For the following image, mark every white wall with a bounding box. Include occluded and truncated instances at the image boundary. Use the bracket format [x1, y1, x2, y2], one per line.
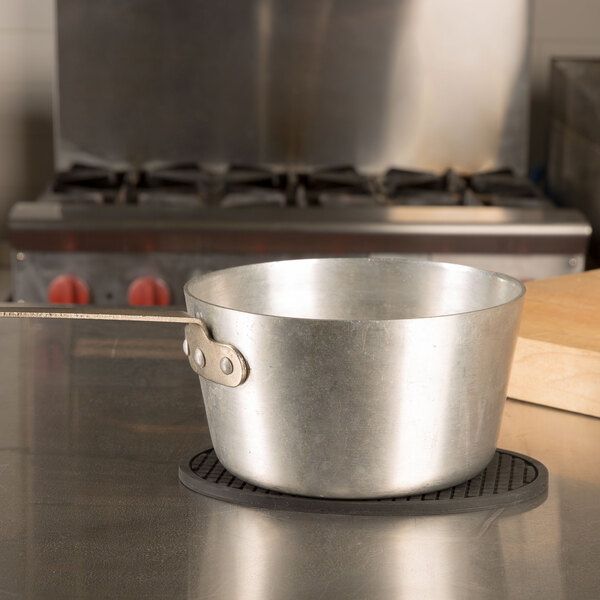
[0, 0, 54, 245]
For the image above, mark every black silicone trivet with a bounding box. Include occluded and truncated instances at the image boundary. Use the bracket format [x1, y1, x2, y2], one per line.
[178, 448, 548, 515]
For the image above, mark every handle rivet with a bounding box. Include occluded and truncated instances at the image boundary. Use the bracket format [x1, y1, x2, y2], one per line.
[220, 357, 233, 375]
[194, 348, 206, 368]
[182, 339, 190, 356]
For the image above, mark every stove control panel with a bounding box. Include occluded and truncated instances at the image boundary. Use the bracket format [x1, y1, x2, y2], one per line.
[12, 252, 281, 307]
[47, 274, 91, 305]
[127, 276, 171, 306]
[12, 250, 587, 307]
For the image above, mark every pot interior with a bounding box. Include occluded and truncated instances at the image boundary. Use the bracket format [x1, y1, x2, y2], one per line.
[185, 258, 524, 321]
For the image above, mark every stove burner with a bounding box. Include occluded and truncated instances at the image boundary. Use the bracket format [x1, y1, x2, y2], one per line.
[384, 168, 465, 192]
[383, 168, 466, 206]
[302, 166, 378, 207]
[50, 163, 210, 205]
[55, 164, 122, 189]
[47, 164, 552, 209]
[179, 448, 548, 515]
[52, 164, 129, 204]
[467, 169, 550, 208]
[137, 163, 210, 206]
[144, 163, 211, 188]
[469, 168, 539, 197]
[219, 165, 289, 207]
[222, 164, 286, 187]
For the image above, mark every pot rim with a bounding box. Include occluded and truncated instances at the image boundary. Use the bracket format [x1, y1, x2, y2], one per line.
[184, 257, 526, 324]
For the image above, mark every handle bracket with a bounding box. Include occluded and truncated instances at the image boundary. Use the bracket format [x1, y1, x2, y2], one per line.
[184, 321, 248, 387]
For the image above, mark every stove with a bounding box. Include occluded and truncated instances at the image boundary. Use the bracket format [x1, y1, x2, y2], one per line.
[9, 163, 591, 306]
[7, 1, 592, 306]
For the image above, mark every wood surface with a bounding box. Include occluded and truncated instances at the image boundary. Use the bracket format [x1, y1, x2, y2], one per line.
[507, 269, 600, 417]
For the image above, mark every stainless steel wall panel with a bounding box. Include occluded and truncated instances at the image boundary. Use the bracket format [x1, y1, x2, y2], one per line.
[55, 0, 529, 173]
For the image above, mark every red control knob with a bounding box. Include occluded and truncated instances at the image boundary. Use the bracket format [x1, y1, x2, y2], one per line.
[47, 275, 91, 305]
[127, 277, 171, 306]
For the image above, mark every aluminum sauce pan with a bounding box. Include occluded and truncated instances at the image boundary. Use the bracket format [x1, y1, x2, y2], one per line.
[184, 258, 525, 499]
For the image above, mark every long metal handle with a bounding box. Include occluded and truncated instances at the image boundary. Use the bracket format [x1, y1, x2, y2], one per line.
[0, 304, 248, 387]
[0, 305, 196, 324]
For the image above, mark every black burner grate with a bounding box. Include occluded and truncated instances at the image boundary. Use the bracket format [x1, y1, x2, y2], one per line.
[179, 449, 548, 515]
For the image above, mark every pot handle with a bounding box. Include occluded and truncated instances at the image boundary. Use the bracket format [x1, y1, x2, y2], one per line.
[0, 305, 248, 388]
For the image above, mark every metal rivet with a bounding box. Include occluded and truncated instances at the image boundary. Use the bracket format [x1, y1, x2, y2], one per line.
[194, 348, 206, 368]
[16, 252, 25, 261]
[220, 357, 233, 375]
[182, 339, 190, 356]
[568, 257, 578, 268]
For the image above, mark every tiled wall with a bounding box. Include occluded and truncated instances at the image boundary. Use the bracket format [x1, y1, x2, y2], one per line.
[529, 0, 600, 169]
[0, 0, 598, 242]
[0, 0, 54, 245]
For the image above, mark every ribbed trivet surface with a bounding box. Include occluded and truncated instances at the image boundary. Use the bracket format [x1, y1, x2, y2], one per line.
[179, 448, 548, 515]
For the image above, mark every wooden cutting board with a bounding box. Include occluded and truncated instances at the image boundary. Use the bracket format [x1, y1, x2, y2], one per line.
[507, 269, 600, 417]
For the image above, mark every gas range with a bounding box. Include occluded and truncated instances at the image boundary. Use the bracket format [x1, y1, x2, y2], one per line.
[9, 164, 591, 307]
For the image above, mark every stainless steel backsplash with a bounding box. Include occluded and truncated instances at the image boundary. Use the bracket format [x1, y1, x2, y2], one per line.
[56, 0, 530, 173]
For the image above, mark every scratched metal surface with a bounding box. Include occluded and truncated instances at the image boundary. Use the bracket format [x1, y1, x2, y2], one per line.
[0, 318, 598, 599]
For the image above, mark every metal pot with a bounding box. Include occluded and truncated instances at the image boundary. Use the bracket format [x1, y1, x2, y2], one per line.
[1, 258, 525, 499]
[184, 258, 524, 498]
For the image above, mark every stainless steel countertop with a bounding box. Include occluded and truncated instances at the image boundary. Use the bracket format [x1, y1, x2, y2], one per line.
[0, 318, 598, 599]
